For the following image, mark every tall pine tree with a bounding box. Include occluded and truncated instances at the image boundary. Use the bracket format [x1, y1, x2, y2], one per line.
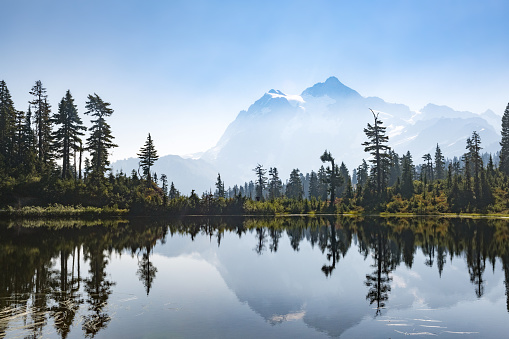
[320, 150, 342, 206]
[137, 133, 159, 183]
[253, 164, 267, 201]
[0, 80, 17, 172]
[85, 94, 117, 185]
[29, 80, 53, 171]
[500, 103, 509, 175]
[434, 144, 445, 180]
[286, 168, 304, 200]
[53, 90, 86, 179]
[363, 109, 391, 198]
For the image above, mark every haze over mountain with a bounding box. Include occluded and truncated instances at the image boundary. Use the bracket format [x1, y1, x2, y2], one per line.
[112, 77, 501, 194]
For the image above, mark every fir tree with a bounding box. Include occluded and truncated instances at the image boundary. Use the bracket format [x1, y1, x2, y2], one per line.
[500, 103, 509, 175]
[308, 170, 319, 199]
[317, 165, 328, 200]
[388, 151, 401, 186]
[466, 131, 483, 200]
[363, 109, 391, 198]
[286, 168, 303, 200]
[253, 164, 267, 201]
[356, 159, 369, 189]
[169, 182, 179, 199]
[215, 173, 225, 198]
[338, 162, 350, 197]
[52, 90, 86, 179]
[0, 80, 17, 172]
[29, 80, 53, 171]
[401, 151, 414, 199]
[320, 150, 342, 206]
[85, 94, 117, 185]
[268, 167, 282, 199]
[137, 133, 159, 183]
[434, 144, 445, 180]
[422, 153, 433, 182]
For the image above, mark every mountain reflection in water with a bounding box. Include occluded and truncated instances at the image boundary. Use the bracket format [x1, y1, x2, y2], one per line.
[1, 216, 509, 338]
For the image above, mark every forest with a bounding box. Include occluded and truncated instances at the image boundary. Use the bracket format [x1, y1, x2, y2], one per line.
[2, 80, 509, 216]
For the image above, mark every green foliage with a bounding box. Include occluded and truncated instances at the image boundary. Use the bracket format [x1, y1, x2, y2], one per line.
[137, 133, 159, 182]
[363, 109, 391, 198]
[52, 90, 86, 179]
[85, 94, 117, 185]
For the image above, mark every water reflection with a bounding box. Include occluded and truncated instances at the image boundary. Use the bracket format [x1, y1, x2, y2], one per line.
[1, 216, 509, 337]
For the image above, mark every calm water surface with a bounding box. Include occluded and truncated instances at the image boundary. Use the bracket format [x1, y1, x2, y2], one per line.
[1, 216, 509, 338]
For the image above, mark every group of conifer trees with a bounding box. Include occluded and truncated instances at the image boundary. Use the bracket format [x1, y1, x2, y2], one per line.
[0, 80, 116, 183]
[3, 78, 509, 214]
[229, 103, 509, 213]
[0, 80, 166, 208]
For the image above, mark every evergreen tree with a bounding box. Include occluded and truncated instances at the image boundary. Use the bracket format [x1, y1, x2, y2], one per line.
[363, 109, 391, 198]
[500, 103, 509, 175]
[137, 133, 159, 183]
[434, 144, 445, 180]
[29, 80, 53, 171]
[422, 153, 433, 182]
[0, 80, 17, 172]
[52, 90, 86, 179]
[18, 107, 37, 176]
[487, 154, 495, 182]
[268, 167, 282, 199]
[320, 150, 342, 206]
[356, 159, 369, 189]
[160, 174, 168, 205]
[286, 168, 303, 199]
[169, 182, 179, 199]
[338, 162, 350, 197]
[308, 170, 319, 199]
[401, 151, 414, 199]
[317, 165, 328, 200]
[388, 151, 401, 186]
[253, 164, 267, 201]
[215, 173, 225, 198]
[85, 94, 117, 185]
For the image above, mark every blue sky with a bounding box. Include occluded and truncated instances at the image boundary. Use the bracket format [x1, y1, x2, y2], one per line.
[2, 0, 508, 160]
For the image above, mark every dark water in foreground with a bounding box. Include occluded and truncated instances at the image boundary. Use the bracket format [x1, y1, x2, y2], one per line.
[1, 216, 509, 338]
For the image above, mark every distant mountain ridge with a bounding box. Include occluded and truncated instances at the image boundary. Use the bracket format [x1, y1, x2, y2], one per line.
[112, 76, 501, 193]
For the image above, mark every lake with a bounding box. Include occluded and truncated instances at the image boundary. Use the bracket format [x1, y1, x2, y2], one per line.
[1, 216, 509, 338]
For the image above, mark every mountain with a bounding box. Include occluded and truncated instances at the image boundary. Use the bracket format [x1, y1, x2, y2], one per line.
[112, 77, 502, 193]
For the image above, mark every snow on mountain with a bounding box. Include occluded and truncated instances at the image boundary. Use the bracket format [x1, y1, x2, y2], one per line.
[112, 76, 502, 193]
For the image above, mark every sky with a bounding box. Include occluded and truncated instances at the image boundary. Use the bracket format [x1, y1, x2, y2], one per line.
[2, 0, 509, 161]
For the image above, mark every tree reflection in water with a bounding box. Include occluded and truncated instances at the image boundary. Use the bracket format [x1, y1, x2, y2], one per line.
[359, 220, 399, 317]
[1, 216, 509, 336]
[137, 245, 157, 296]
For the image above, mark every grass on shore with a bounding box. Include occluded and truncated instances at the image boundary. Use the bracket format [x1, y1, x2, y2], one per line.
[2, 204, 128, 218]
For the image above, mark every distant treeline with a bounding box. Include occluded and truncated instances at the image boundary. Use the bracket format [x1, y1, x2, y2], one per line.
[2, 80, 509, 215]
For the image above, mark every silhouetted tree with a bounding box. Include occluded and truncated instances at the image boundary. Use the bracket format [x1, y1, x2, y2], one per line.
[253, 164, 267, 201]
[400, 151, 414, 199]
[268, 167, 282, 199]
[29, 80, 53, 171]
[137, 246, 157, 295]
[215, 173, 225, 198]
[85, 94, 117, 186]
[286, 168, 303, 199]
[500, 103, 509, 175]
[434, 144, 445, 180]
[363, 109, 391, 198]
[0, 80, 17, 172]
[137, 133, 159, 183]
[308, 170, 319, 199]
[320, 150, 342, 206]
[52, 90, 86, 179]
